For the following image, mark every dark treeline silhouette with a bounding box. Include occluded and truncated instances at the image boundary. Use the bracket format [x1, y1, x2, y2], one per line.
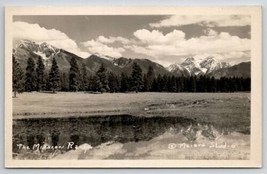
[12, 56, 251, 96]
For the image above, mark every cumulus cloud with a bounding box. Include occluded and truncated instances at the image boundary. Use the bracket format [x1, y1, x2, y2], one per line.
[82, 35, 129, 57]
[13, 21, 89, 58]
[203, 28, 218, 36]
[194, 53, 224, 60]
[97, 36, 130, 44]
[223, 51, 250, 59]
[133, 29, 185, 45]
[150, 15, 251, 28]
[82, 39, 125, 58]
[128, 29, 250, 64]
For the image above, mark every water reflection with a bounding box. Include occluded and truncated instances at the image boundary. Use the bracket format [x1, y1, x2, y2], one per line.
[13, 115, 198, 153]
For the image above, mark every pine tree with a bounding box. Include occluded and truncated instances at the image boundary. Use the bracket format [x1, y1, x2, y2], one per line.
[60, 72, 69, 91]
[197, 75, 204, 92]
[130, 62, 143, 92]
[12, 55, 24, 97]
[25, 57, 36, 92]
[169, 76, 177, 92]
[81, 64, 88, 91]
[143, 74, 149, 92]
[120, 72, 129, 92]
[219, 77, 229, 92]
[162, 74, 168, 92]
[244, 77, 251, 91]
[189, 76, 196, 92]
[210, 76, 216, 92]
[238, 77, 244, 91]
[176, 77, 181, 92]
[151, 77, 158, 92]
[69, 57, 80, 91]
[206, 76, 211, 92]
[96, 64, 109, 93]
[183, 76, 188, 92]
[44, 72, 49, 91]
[36, 56, 46, 91]
[156, 74, 163, 92]
[89, 75, 100, 92]
[146, 66, 155, 91]
[167, 76, 172, 92]
[108, 72, 120, 93]
[179, 76, 185, 92]
[49, 58, 60, 93]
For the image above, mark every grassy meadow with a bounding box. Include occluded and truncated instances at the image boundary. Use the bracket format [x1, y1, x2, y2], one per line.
[13, 92, 250, 133]
[12, 92, 251, 160]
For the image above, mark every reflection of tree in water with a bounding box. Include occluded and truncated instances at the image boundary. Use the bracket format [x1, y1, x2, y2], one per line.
[51, 131, 60, 146]
[23, 131, 60, 151]
[36, 133, 45, 146]
[26, 134, 35, 150]
[13, 115, 200, 153]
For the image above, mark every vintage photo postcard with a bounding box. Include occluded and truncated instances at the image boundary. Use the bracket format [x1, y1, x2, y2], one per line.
[5, 6, 262, 168]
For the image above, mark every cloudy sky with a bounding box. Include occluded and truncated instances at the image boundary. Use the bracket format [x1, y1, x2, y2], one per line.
[13, 15, 251, 66]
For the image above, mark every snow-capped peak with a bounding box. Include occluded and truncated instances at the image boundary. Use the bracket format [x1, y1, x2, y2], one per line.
[39, 42, 57, 52]
[16, 40, 60, 60]
[167, 56, 230, 75]
[94, 53, 115, 61]
[167, 63, 184, 72]
[200, 56, 230, 73]
[18, 39, 37, 49]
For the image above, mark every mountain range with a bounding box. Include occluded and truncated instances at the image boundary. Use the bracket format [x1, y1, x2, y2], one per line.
[13, 40, 250, 78]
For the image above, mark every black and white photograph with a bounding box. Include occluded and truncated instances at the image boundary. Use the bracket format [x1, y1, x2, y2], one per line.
[5, 6, 262, 168]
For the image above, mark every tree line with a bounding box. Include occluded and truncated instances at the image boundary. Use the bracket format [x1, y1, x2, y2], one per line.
[12, 55, 251, 97]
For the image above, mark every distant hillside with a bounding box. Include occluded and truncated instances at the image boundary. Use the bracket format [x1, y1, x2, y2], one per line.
[13, 39, 250, 78]
[209, 62, 251, 78]
[113, 57, 170, 76]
